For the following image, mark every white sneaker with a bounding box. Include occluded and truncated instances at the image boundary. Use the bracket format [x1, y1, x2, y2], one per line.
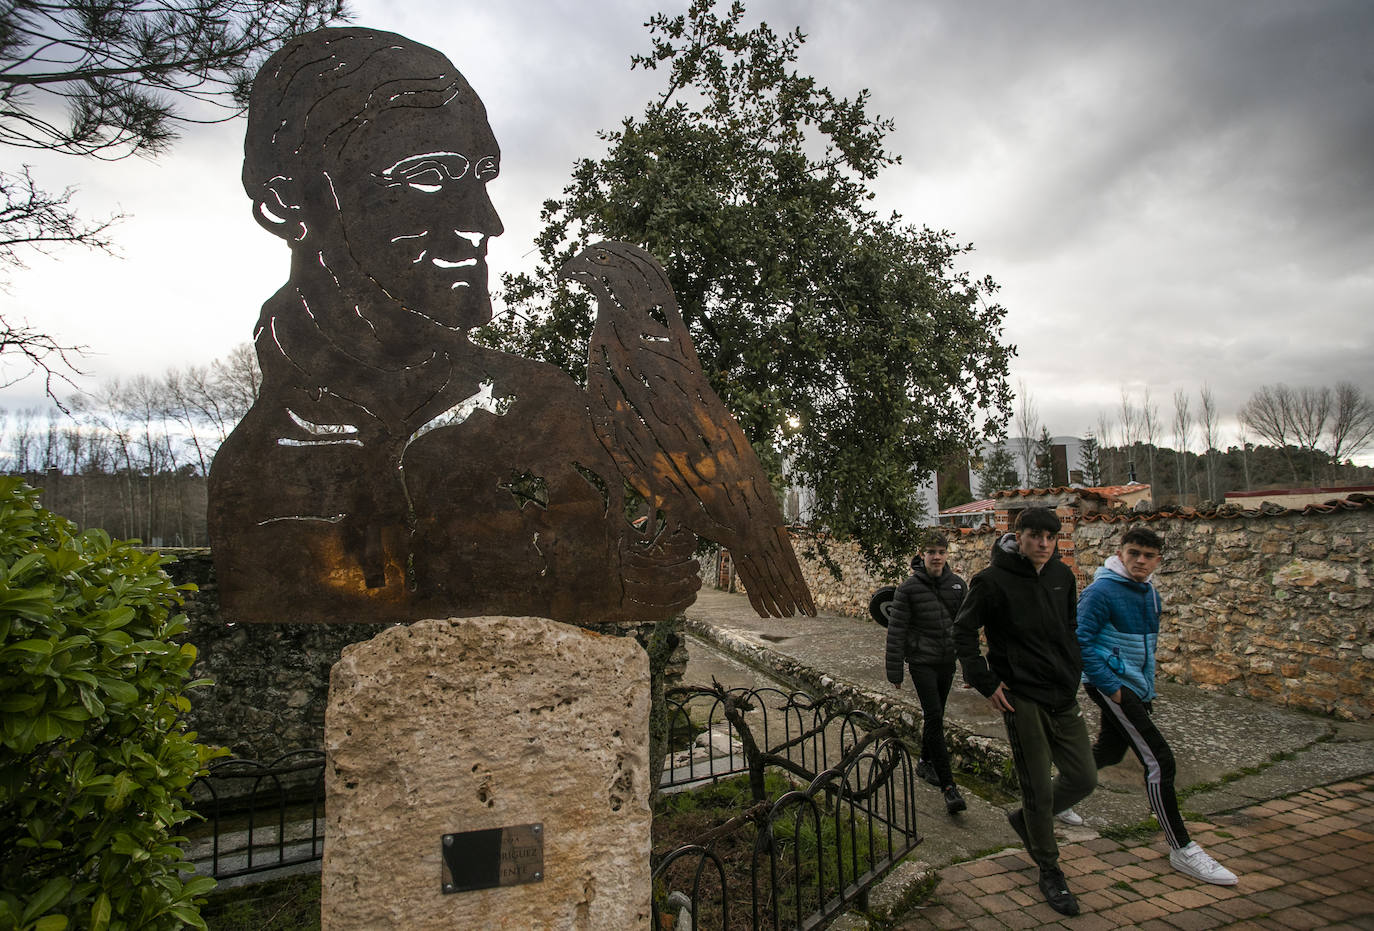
[1055, 808, 1084, 826]
[1169, 841, 1237, 885]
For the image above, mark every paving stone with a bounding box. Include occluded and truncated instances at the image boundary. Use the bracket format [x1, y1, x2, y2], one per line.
[1267, 905, 1335, 930]
[1160, 909, 1223, 931]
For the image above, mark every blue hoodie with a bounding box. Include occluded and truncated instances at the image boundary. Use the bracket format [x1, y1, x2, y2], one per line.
[1076, 554, 1161, 701]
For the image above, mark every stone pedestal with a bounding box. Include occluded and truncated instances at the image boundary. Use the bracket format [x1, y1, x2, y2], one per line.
[321, 616, 651, 929]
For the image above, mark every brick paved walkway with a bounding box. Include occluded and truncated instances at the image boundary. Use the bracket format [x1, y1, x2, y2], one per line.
[895, 776, 1374, 929]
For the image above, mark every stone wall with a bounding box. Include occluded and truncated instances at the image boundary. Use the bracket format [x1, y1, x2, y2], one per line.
[166, 551, 688, 761]
[164, 551, 389, 760]
[1074, 509, 1372, 722]
[698, 540, 908, 618]
[170, 494, 1370, 756]
[714, 533, 995, 620]
[709, 503, 1373, 721]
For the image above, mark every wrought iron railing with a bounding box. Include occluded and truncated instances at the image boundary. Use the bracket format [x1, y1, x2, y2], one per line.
[662, 686, 848, 790]
[186, 749, 326, 879]
[654, 686, 920, 930]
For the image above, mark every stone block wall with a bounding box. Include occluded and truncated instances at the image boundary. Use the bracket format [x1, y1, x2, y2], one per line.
[722, 533, 997, 619]
[163, 551, 389, 760]
[1074, 510, 1372, 722]
[165, 551, 688, 761]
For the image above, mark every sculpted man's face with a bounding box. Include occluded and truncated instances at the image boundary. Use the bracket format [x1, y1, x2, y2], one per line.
[325, 87, 505, 330]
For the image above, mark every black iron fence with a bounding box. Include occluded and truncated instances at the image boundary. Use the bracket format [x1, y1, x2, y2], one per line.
[182, 684, 920, 925]
[186, 749, 327, 880]
[654, 686, 921, 930]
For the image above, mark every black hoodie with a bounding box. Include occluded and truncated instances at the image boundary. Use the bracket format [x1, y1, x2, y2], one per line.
[953, 533, 1082, 711]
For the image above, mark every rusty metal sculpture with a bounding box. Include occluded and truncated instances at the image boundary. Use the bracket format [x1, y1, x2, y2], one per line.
[564, 242, 815, 619]
[208, 26, 815, 624]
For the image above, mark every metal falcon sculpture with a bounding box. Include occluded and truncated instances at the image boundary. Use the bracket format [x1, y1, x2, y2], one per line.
[562, 241, 817, 618]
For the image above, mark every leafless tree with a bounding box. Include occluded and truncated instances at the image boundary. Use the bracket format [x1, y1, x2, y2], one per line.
[161, 343, 261, 474]
[40, 408, 63, 472]
[1119, 387, 1141, 475]
[163, 370, 213, 477]
[209, 343, 261, 430]
[1014, 380, 1040, 487]
[1172, 390, 1193, 505]
[1289, 386, 1331, 483]
[7, 406, 37, 472]
[1141, 387, 1160, 491]
[1199, 385, 1220, 502]
[1234, 420, 1253, 491]
[74, 382, 136, 537]
[1240, 384, 1300, 483]
[1095, 412, 1116, 484]
[1326, 382, 1374, 477]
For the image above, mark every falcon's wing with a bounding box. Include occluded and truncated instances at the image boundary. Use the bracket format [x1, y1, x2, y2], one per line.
[564, 241, 816, 618]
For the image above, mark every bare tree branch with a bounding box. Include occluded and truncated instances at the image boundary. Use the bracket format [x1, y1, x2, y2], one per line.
[0, 313, 87, 411]
[1014, 380, 1039, 486]
[0, 165, 123, 276]
[1290, 386, 1331, 484]
[1141, 387, 1159, 490]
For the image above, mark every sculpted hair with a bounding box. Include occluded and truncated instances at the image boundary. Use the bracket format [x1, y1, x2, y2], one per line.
[242, 27, 481, 232]
[1121, 526, 1165, 552]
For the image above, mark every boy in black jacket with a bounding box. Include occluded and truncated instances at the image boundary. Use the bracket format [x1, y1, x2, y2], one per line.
[953, 507, 1096, 917]
[884, 533, 968, 815]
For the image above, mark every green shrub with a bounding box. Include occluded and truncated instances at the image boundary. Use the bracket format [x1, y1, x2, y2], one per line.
[0, 479, 223, 931]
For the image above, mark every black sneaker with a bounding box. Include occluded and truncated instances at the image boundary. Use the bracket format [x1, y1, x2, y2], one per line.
[943, 785, 966, 815]
[1006, 808, 1029, 848]
[915, 759, 940, 787]
[1038, 866, 1079, 916]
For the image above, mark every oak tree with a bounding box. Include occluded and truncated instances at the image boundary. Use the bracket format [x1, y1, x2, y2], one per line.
[486, 0, 1013, 572]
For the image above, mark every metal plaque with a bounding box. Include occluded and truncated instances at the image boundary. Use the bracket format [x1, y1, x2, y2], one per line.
[441, 823, 544, 894]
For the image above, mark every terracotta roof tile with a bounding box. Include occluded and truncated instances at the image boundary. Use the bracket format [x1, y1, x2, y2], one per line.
[939, 498, 997, 515]
[991, 485, 1149, 504]
[1081, 492, 1373, 523]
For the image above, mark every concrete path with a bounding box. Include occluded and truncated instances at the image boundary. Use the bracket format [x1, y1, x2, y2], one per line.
[682, 588, 1374, 928]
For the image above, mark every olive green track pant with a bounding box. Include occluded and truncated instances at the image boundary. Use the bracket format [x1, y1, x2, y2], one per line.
[1003, 691, 1097, 869]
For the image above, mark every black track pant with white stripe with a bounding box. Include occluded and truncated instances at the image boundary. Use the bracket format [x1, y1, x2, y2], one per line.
[1085, 683, 1190, 849]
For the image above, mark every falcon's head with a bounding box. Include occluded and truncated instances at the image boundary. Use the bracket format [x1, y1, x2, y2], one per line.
[559, 241, 675, 319]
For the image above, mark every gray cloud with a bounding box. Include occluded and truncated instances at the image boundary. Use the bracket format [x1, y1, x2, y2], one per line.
[1, 0, 1370, 461]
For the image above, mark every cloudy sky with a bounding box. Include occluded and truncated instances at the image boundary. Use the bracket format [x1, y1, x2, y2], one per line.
[3, 0, 1371, 461]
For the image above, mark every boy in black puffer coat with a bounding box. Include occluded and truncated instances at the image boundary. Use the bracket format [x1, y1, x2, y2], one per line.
[884, 532, 968, 815]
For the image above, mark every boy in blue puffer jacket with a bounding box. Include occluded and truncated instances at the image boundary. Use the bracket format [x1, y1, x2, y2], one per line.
[1077, 527, 1237, 886]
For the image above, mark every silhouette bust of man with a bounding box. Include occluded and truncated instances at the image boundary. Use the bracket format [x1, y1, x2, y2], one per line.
[209, 27, 698, 623]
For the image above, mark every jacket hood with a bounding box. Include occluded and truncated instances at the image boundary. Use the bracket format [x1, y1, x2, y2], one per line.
[990, 532, 1057, 576]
